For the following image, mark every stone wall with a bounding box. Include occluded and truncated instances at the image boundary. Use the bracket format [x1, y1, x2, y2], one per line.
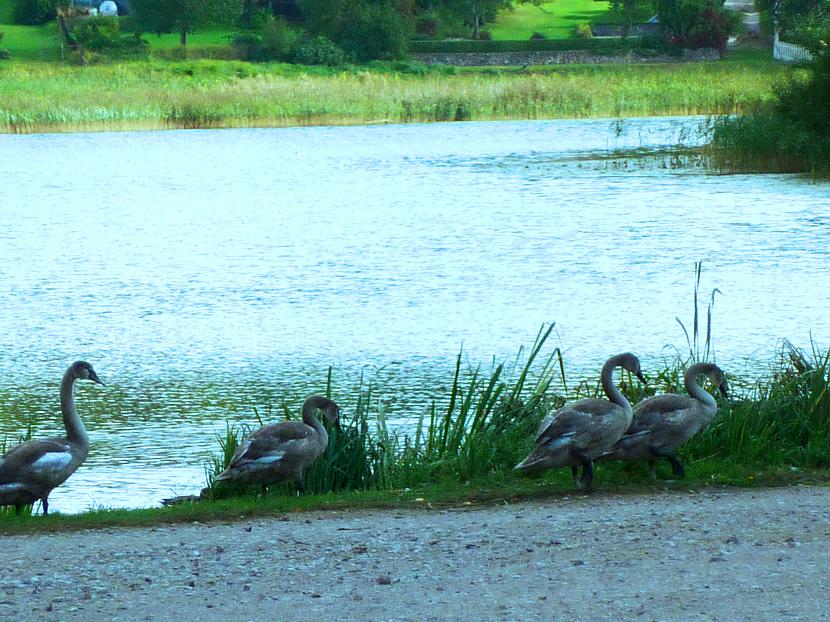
[411, 48, 720, 66]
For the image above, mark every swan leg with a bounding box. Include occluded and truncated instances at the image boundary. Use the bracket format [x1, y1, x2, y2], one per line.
[14, 504, 22, 516]
[42, 497, 49, 516]
[296, 479, 306, 495]
[570, 451, 593, 492]
[579, 460, 594, 491]
[571, 465, 579, 484]
[649, 447, 685, 478]
[666, 454, 685, 478]
[647, 459, 657, 480]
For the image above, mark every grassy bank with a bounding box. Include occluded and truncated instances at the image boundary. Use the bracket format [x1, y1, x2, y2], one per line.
[0, 54, 780, 133]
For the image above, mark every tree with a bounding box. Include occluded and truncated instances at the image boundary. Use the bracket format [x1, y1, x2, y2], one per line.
[131, 0, 243, 46]
[296, 0, 410, 60]
[656, 0, 739, 48]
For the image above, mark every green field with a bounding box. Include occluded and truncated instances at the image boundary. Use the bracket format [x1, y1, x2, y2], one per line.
[490, 0, 611, 40]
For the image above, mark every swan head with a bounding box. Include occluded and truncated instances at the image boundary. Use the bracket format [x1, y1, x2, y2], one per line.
[617, 352, 647, 385]
[321, 399, 342, 433]
[708, 365, 729, 399]
[71, 361, 105, 386]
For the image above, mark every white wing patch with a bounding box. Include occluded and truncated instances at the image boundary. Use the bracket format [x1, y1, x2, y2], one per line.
[250, 452, 286, 465]
[31, 452, 72, 473]
[0, 482, 27, 493]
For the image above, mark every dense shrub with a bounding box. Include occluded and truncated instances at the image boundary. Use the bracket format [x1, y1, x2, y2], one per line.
[72, 16, 150, 58]
[293, 35, 347, 66]
[230, 31, 264, 60]
[688, 4, 740, 54]
[231, 17, 300, 62]
[711, 27, 830, 174]
[572, 23, 593, 39]
[415, 17, 438, 38]
[340, 3, 409, 61]
[656, 0, 739, 50]
[12, 0, 61, 25]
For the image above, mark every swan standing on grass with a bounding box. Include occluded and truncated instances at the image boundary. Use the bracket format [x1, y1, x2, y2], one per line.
[600, 362, 728, 478]
[215, 395, 341, 492]
[0, 361, 104, 515]
[515, 353, 646, 490]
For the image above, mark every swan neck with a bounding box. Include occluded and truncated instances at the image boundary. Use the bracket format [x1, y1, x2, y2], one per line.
[686, 366, 717, 409]
[601, 358, 632, 412]
[302, 398, 329, 452]
[60, 370, 89, 446]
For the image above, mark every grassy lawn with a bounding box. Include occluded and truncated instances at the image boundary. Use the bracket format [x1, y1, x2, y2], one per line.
[490, 0, 612, 40]
[489, 0, 655, 40]
[0, 23, 62, 60]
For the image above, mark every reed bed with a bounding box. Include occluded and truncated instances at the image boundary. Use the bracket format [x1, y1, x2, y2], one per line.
[0, 59, 780, 133]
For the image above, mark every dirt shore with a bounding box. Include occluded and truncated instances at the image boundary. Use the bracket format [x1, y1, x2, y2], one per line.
[1, 485, 828, 621]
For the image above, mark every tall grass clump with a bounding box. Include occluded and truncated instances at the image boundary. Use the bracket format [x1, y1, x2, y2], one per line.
[689, 341, 830, 468]
[406, 323, 560, 483]
[205, 325, 564, 497]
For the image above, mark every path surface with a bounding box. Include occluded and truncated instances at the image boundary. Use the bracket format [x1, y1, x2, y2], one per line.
[2, 486, 828, 621]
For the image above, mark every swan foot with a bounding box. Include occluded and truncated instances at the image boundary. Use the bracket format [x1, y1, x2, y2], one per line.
[41, 497, 49, 516]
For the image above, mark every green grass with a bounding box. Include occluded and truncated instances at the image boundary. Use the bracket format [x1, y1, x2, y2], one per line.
[489, 0, 656, 40]
[0, 465, 826, 535]
[490, 0, 612, 40]
[0, 22, 61, 60]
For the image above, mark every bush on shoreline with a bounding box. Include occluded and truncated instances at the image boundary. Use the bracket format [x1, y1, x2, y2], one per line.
[711, 29, 830, 175]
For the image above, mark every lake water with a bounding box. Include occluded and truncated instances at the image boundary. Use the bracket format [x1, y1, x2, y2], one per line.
[1, 117, 829, 513]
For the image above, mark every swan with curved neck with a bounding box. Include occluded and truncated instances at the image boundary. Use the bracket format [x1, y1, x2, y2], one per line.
[0, 361, 104, 515]
[601, 362, 728, 478]
[515, 352, 645, 490]
[215, 395, 341, 492]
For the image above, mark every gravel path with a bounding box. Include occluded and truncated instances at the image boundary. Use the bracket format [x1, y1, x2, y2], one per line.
[2, 485, 828, 621]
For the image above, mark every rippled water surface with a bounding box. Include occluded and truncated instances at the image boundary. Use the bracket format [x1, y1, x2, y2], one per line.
[1, 117, 829, 513]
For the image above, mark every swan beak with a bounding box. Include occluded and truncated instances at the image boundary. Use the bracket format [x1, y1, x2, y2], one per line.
[719, 381, 729, 399]
[89, 370, 106, 386]
[636, 370, 647, 385]
[334, 419, 343, 433]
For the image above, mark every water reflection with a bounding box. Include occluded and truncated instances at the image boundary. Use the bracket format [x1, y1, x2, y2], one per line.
[1, 117, 829, 512]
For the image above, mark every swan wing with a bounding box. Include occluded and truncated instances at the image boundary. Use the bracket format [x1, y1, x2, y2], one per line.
[0, 439, 73, 485]
[535, 399, 612, 445]
[629, 394, 694, 435]
[228, 421, 315, 468]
